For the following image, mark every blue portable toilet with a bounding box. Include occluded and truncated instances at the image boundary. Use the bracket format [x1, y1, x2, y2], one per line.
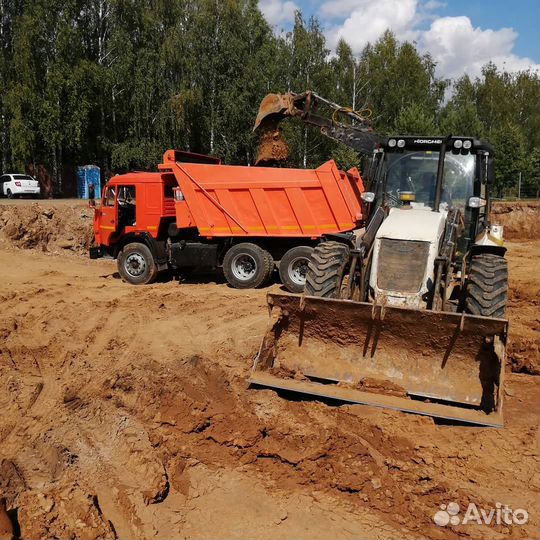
[77, 165, 101, 199]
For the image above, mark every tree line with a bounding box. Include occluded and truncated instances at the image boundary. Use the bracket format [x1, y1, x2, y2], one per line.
[0, 0, 538, 197]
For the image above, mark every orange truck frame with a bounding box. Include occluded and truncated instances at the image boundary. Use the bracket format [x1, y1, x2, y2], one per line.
[91, 149, 367, 290]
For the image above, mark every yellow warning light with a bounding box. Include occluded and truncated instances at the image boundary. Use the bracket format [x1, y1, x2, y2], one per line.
[399, 191, 416, 202]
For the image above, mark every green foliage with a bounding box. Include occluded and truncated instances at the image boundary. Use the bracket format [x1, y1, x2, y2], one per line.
[522, 147, 540, 197]
[330, 144, 360, 171]
[395, 103, 436, 135]
[356, 31, 448, 134]
[489, 122, 527, 197]
[444, 64, 540, 196]
[0, 0, 537, 200]
[111, 139, 163, 171]
[438, 102, 483, 137]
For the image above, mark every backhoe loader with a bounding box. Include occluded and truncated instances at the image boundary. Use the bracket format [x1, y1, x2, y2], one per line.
[250, 91, 508, 427]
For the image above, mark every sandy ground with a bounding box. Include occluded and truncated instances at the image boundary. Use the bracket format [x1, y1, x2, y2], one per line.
[0, 200, 539, 540]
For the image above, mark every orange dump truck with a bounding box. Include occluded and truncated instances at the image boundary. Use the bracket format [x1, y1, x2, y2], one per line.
[91, 150, 367, 290]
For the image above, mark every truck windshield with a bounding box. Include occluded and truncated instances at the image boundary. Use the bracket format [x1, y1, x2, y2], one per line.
[384, 150, 475, 210]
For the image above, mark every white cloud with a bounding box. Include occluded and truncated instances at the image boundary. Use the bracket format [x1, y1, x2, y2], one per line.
[314, 0, 539, 79]
[257, 0, 539, 78]
[423, 0, 446, 10]
[259, 0, 299, 27]
[322, 0, 419, 52]
[420, 16, 540, 79]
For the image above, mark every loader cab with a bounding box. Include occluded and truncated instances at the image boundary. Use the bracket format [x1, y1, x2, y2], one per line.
[369, 136, 494, 256]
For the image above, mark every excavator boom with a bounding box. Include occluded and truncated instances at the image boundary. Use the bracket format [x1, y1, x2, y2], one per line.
[254, 91, 381, 164]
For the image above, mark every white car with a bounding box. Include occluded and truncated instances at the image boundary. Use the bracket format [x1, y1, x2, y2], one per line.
[0, 174, 41, 198]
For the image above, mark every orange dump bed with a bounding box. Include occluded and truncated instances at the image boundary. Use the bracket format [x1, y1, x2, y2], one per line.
[159, 151, 365, 238]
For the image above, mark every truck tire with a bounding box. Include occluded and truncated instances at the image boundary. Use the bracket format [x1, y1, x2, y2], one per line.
[279, 245, 314, 293]
[465, 253, 508, 318]
[305, 241, 350, 298]
[117, 242, 158, 285]
[223, 243, 273, 289]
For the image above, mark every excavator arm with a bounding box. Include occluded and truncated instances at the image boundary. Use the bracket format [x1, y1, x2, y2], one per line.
[254, 90, 383, 164]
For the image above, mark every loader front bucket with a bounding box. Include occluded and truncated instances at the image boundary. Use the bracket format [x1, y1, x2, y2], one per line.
[250, 293, 507, 427]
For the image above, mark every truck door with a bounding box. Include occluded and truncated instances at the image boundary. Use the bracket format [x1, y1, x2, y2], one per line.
[97, 185, 118, 245]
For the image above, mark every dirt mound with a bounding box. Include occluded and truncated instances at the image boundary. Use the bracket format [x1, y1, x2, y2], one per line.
[491, 201, 540, 241]
[506, 240, 540, 374]
[0, 202, 93, 254]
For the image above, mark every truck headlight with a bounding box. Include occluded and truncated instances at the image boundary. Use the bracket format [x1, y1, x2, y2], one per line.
[361, 191, 375, 202]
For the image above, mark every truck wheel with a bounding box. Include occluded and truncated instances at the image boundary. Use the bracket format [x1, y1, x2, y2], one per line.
[279, 246, 314, 293]
[223, 243, 273, 289]
[117, 242, 158, 285]
[305, 241, 350, 298]
[465, 253, 508, 318]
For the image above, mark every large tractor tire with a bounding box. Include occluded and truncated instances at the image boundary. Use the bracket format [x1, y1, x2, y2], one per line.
[279, 245, 314, 293]
[117, 242, 158, 285]
[465, 253, 508, 318]
[223, 243, 274, 289]
[305, 241, 350, 298]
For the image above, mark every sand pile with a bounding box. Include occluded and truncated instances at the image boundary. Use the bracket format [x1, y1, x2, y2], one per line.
[491, 201, 540, 241]
[0, 203, 94, 254]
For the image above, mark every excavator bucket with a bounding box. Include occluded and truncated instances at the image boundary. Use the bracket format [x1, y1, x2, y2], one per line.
[250, 293, 507, 427]
[253, 93, 301, 166]
[253, 93, 299, 131]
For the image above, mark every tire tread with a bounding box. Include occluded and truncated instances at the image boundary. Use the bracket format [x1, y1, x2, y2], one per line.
[465, 253, 508, 318]
[304, 241, 350, 298]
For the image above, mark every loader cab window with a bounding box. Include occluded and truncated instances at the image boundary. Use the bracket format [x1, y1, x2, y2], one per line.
[383, 150, 475, 211]
[117, 185, 136, 227]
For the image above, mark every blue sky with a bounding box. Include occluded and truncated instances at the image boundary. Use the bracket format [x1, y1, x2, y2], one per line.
[260, 0, 540, 79]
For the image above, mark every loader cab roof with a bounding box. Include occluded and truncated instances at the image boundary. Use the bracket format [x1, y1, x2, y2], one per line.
[381, 136, 493, 155]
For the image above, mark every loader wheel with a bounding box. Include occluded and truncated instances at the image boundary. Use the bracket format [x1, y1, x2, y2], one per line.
[279, 245, 314, 293]
[465, 253, 508, 318]
[223, 243, 274, 289]
[117, 242, 158, 285]
[305, 241, 350, 298]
